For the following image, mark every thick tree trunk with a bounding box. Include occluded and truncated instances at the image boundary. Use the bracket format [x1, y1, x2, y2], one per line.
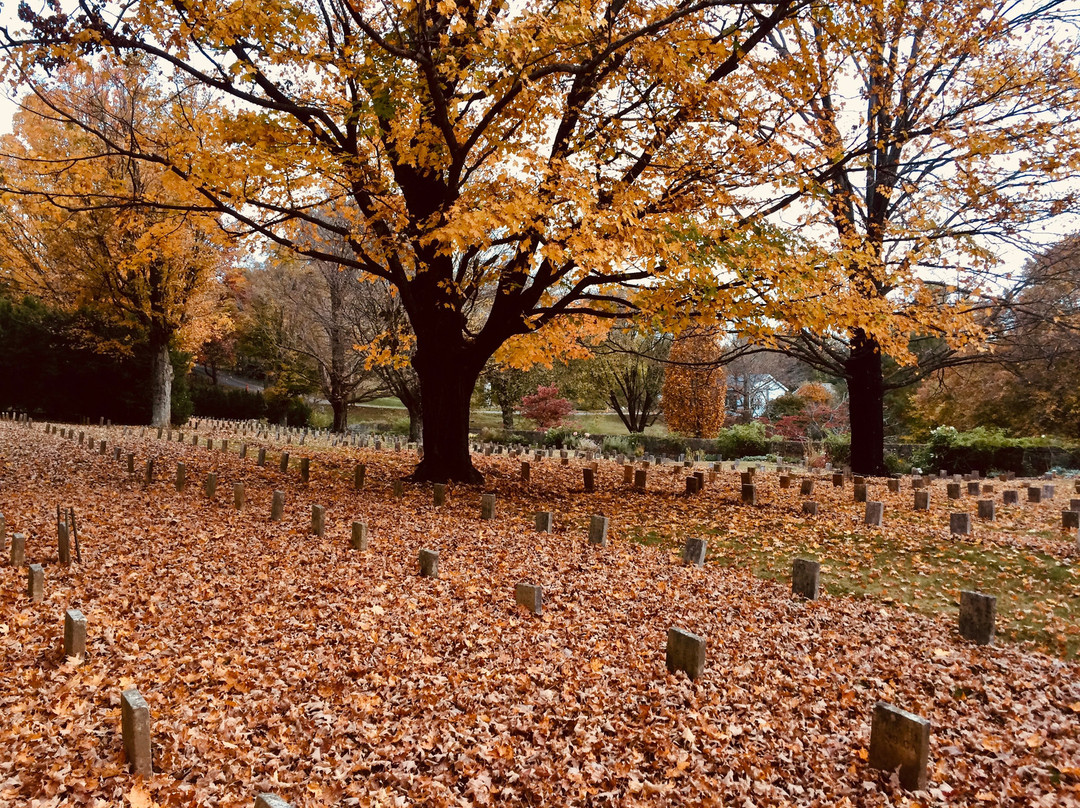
[845, 330, 887, 476]
[331, 397, 349, 432]
[150, 337, 173, 427]
[408, 410, 423, 442]
[410, 347, 482, 483]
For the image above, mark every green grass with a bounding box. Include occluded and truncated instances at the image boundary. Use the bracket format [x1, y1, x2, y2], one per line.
[631, 519, 1080, 659]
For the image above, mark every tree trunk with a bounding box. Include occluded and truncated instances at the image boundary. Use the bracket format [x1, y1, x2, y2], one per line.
[408, 409, 423, 442]
[410, 347, 482, 483]
[845, 329, 887, 476]
[331, 397, 349, 432]
[150, 336, 173, 427]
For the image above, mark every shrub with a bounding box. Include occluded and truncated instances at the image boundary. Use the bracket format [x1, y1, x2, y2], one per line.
[264, 387, 311, 426]
[823, 432, 851, 466]
[521, 385, 574, 429]
[713, 422, 771, 459]
[190, 383, 267, 420]
[542, 426, 580, 448]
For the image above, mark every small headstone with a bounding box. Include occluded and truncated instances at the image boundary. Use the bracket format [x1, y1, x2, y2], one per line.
[1042, 484, 1055, 500]
[204, 473, 218, 499]
[864, 501, 884, 527]
[126, 453, 135, 474]
[121, 687, 153, 776]
[949, 512, 971, 536]
[1070, 498, 1080, 512]
[1003, 489, 1019, 505]
[779, 475, 791, 489]
[233, 483, 245, 511]
[741, 483, 757, 505]
[665, 627, 706, 681]
[634, 469, 647, 491]
[534, 512, 553, 533]
[958, 590, 996, 645]
[481, 492, 496, 520]
[946, 482, 961, 500]
[240, 443, 247, 459]
[300, 457, 310, 483]
[1027, 486, 1042, 503]
[433, 483, 447, 506]
[257, 448, 267, 467]
[967, 481, 980, 496]
[911, 476, 925, 490]
[11, 532, 26, 567]
[64, 608, 87, 660]
[914, 491, 930, 511]
[255, 794, 294, 808]
[310, 505, 326, 537]
[832, 472, 844, 488]
[393, 480, 404, 498]
[802, 501, 818, 516]
[981, 483, 994, 495]
[887, 479, 900, 493]
[514, 582, 542, 616]
[588, 515, 608, 546]
[270, 490, 285, 522]
[418, 548, 439, 578]
[280, 452, 290, 473]
[622, 465, 633, 485]
[354, 464, 366, 490]
[0, 513, 5, 554]
[977, 499, 995, 521]
[27, 563, 44, 602]
[582, 467, 595, 492]
[791, 558, 820, 599]
[57, 522, 71, 565]
[1062, 510, 1079, 531]
[867, 702, 930, 791]
[684, 476, 699, 495]
[144, 459, 154, 486]
[351, 521, 368, 550]
[800, 479, 814, 496]
[682, 537, 707, 567]
[175, 463, 186, 492]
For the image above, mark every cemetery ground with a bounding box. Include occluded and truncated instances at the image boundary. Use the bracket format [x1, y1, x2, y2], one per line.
[0, 422, 1078, 806]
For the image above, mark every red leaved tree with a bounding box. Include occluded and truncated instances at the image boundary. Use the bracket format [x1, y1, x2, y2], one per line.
[520, 386, 574, 429]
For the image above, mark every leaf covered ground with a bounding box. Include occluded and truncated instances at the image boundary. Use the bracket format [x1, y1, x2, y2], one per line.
[0, 421, 1078, 807]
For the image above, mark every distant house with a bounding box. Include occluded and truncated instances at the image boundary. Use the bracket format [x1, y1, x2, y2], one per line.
[727, 373, 789, 418]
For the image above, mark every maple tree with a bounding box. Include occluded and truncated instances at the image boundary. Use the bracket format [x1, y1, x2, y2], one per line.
[1, 0, 806, 482]
[519, 385, 574, 429]
[597, 326, 668, 433]
[751, 0, 1080, 474]
[661, 327, 727, 438]
[0, 61, 232, 426]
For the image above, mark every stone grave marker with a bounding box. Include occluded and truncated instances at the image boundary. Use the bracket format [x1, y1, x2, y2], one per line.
[64, 608, 87, 660]
[634, 469, 647, 491]
[966, 481, 980, 496]
[791, 558, 820, 599]
[204, 473, 218, 499]
[27, 563, 44, 602]
[1027, 486, 1042, 503]
[300, 457, 310, 483]
[419, 548, 439, 578]
[310, 505, 326, 537]
[233, 483, 245, 511]
[779, 475, 791, 489]
[853, 483, 868, 503]
[666, 628, 706, 681]
[270, 491, 285, 522]
[515, 583, 542, 616]
[481, 492, 496, 520]
[355, 464, 366, 490]
[279, 452, 290, 473]
[959, 590, 996, 645]
[582, 467, 595, 493]
[1070, 498, 1080, 512]
[949, 512, 972, 536]
[1042, 484, 1055, 500]
[175, 463, 186, 492]
[977, 499, 995, 521]
[433, 483, 447, 506]
[589, 515, 609, 546]
[257, 448, 267, 467]
[534, 512, 553, 533]
[0, 513, 4, 553]
[126, 453, 135, 474]
[11, 532, 26, 566]
[1062, 510, 1079, 530]
[800, 479, 814, 496]
[914, 491, 930, 511]
[865, 501, 884, 527]
[393, 480, 404, 498]
[682, 537, 707, 567]
[947, 483, 961, 500]
[57, 522, 71, 565]
[741, 483, 757, 505]
[144, 459, 154, 486]
[121, 687, 153, 776]
[520, 461, 531, 483]
[887, 478, 900, 493]
[802, 501, 818, 516]
[867, 702, 930, 791]
[1003, 489, 1019, 505]
[351, 521, 368, 550]
[256, 794, 293, 808]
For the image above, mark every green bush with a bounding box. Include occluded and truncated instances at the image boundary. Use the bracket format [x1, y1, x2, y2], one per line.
[823, 432, 851, 466]
[884, 452, 911, 476]
[712, 422, 771, 459]
[264, 387, 311, 426]
[542, 426, 580, 449]
[190, 383, 267, 421]
[910, 426, 1077, 475]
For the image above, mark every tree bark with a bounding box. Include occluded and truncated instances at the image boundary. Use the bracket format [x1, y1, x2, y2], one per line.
[408, 409, 423, 442]
[150, 335, 173, 427]
[331, 396, 349, 432]
[409, 343, 483, 483]
[845, 329, 887, 476]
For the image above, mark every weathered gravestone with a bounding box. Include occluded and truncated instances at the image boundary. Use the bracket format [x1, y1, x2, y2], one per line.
[418, 548, 439, 578]
[57, 522, 71, 565]
[589, 515, 609, 546]
[433, 483, 447, 506]
[233, 483, 245, 511]
[914, 491, 930, 511]
[351, 521, 368, 550]
[949, 512, 972, 536]
[310, 505, 326, 537]
[64, 608, 87, 660]
[853, 483, 868, 503]
[515, 582, 543, 616]
[800, 479, 814, 497]
[10, 532, 26, 567]
[959, 590, 996, 645]
[481, 493, 497, 520]
[666, 628, 706, 681]
[204, 473, 218, 499]
[270, 491, 285, 522]
[354, 463, 366, 490]
[977, 499, 995, 521]
[865, 501, 884, 527]
[175, 463, 186, 492]
[27, 564, 44, 602]
[682, 537, 707, 567]
[792, 558, 820, 600]
[534, 512, 553, 533]
[121, 687, 153, 776]
[1027, 486, 1042, 503]
[868, 702, 930, 791]
[947, 483, 961, 500]
[802, 501, 818, 516]
[741, 483, 758, 505]
[256, 794, 293, 808]
[1003, 489, 1019, 505]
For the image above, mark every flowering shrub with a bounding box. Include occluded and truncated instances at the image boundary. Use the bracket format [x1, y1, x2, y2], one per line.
[521, 385, 574, 428]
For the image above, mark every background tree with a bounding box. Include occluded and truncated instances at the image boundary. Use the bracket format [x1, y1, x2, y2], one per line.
[0, 60, 232, 425]
[4, 1, 804, 481]
[520, 385, 574, 430]
[596, 327, 669, 433]
[754, 0, 1080, 473]
[662, 328, 727, 439]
